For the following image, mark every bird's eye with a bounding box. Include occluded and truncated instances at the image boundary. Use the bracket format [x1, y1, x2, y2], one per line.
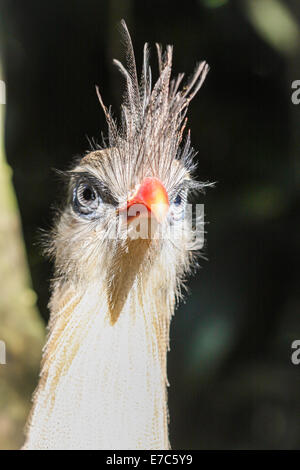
[174, 193, 182, 206]
[79, 185, 96, 204]
[170, 189, 187, 222]
[73, 181, 100, 217]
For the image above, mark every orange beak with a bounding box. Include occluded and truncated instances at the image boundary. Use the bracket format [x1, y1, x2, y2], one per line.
[125, 177, 169, 223]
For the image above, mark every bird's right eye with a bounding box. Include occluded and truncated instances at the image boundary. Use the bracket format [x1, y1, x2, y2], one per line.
[73, 181, 101, 217]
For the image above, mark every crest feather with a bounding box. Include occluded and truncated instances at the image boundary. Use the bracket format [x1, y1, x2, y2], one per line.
[94, 20, 209, 197]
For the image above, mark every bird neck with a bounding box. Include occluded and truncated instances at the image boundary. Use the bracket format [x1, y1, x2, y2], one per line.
[24, 277, 175, 449]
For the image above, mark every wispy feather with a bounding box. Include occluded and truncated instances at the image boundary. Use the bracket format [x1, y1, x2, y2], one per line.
[94, 19, 209, 199]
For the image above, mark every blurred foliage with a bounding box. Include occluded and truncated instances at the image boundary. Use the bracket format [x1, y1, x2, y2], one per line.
[244, 0, 300, 56]
[199, 0, 229, 9]
[0, 62, 44, 449]
[0, 0, 300, 449]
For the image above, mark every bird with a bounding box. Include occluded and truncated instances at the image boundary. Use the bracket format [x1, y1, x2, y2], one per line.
[23, 20, 209, 450]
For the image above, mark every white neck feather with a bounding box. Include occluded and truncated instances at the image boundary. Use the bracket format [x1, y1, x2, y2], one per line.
[24, 276, 174, 449]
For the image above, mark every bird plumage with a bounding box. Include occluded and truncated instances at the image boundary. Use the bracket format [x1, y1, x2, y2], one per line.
[23, 21, 209, 449]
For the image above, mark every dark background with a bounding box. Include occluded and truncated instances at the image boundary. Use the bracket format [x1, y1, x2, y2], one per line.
[1, 0, 300, 449]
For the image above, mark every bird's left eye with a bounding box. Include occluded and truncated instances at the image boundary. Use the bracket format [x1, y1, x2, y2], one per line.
[170, 189, 187, 222]
[173, 193, 182, 206]
[172, 188, 187, 207]
[73, 181, 100, 217]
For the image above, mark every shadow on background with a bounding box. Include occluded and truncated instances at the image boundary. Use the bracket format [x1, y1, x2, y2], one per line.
[0, 0, 300, 449]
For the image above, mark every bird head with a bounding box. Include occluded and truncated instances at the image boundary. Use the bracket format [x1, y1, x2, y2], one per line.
[49, 21, 209, 324]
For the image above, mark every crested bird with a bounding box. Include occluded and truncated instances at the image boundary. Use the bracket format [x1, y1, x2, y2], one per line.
[23, 21, 209, 450]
